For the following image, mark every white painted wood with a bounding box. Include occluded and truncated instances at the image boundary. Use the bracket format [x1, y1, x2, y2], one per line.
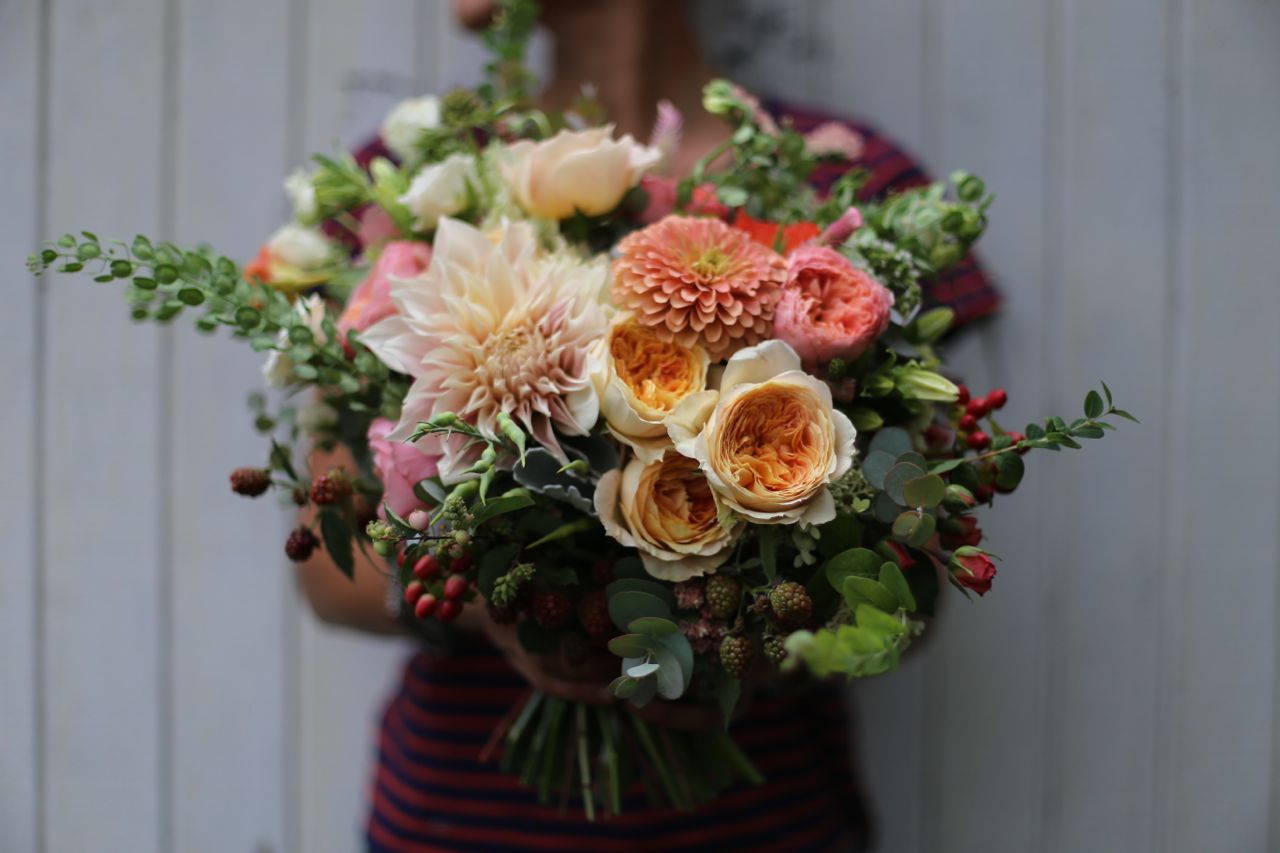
[918, 1, 1052, 850]
[167, 1, 294, 851]
[0, 0, 42, 850]
[1040, 2, 1170, 850]
[1160, 2, 1280, 851]
[40, 0, 168, 850]
[294, 3, 421, 851]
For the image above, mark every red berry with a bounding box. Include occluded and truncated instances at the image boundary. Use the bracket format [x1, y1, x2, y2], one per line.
[967, 430, 992, 450]
[924, 424, 951, 447]
[591, 560, 615, 585]
[229, 467, 271, 497]
[975, 483, 995, 503]
[534, 590, 572, 630]
[403, 581, 424, 606]
[958, 414, 979, 432]
[956, 384, 971, 406]
[413, 554, 440, 580]
[396, 549, 408, 568]
[1007, 430, 1030, 455]
[284, 528, 319, 562]
[986, 388, 1008, 410]
[965, 398, 989, 418]
[414, 593, 439, 619]
[443, 574, 469, 602]
[449, 552, 474, 575]
[437, 600, 462, 622]
[577, 590, 612, 640]
[309, 473, 351, 506]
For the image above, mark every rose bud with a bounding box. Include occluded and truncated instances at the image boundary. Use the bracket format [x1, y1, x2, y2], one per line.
[950, 547, 998, 596]
[942, 484, 977, 511]
[941, 515, 983, 549]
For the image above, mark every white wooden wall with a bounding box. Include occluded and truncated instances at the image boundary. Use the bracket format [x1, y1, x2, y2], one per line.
[2, 1, 1277, 851]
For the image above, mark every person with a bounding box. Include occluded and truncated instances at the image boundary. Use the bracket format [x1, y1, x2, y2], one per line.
[296, 1, 999, 850]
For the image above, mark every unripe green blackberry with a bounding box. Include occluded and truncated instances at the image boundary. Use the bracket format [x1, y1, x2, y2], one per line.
[704, 574, 742, 621]
[763, 634, 788, 665]
[719, 635, 754, 679]
[769, 581, 812, 628]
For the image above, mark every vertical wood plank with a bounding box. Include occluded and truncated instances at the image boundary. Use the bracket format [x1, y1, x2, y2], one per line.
[0, 0, 43, 850]
[1040, 1, 1169, 849]
[1160, 1, 1280, 850]
[167, 1, 294, 851]
[41, 0, 168, 850]
[921, 1, 1052, 850]
[804, 4, 931, 851]
[295, 3, 420, 850]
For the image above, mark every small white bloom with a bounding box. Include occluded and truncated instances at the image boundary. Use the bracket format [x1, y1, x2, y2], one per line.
[381, 95, 441, 161]
[284, 168, 317, 220]
[266, 224, 333, 270]
[399, 153, 477, 231]
[261, 295, 329, 389]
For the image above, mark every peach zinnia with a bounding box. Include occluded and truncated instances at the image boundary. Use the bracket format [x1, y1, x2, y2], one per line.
[668, 340, 856, 525]
[590, 314, 709, 463]
[595, 449, 743, 581]
[612, 215, 786, 359]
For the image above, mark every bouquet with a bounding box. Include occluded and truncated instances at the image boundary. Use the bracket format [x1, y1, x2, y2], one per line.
[28, 0, 1133, 819]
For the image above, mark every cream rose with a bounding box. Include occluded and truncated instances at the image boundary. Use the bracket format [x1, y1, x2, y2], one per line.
[589, 314, 709, 463]
[595, 450, 743, 582]
[380, 95, 441, 161]
[667, 340, 857, 526]
[399, 153, 477, 230]
[502, 126, 661, 220]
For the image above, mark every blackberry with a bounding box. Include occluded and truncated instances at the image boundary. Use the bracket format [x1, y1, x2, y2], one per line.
[577, 589, 613, 640]
[763, 634, 788, 665]
[704, 574, 742, 621]
[719, 635, 754, 679]
[284, 528, 319, 562]
[309, 471, 351, 506]
[534, 590, 572, 630]
[229, 467, 271, 497]
[769, 581, 812, 628]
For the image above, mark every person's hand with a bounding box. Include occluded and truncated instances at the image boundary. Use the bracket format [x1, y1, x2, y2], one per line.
[464, 599, 727, 732]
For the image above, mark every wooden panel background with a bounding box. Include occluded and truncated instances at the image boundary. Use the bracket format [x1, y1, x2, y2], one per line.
[1, 0, 1277, 850]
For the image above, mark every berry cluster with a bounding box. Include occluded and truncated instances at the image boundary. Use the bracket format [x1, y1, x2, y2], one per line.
[403, 551, 470, 623]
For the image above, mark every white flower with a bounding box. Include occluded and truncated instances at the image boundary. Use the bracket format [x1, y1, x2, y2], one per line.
[399, 153, 477, 230]
[284, 168, 317, 220]
[380, 95, 441, 161]
[595, 450, 743, 582]
[502, 126, 661, 220]
[266, 224, 333, 270]
[667, 340, 857, 526]
[262, 294, 328, 389]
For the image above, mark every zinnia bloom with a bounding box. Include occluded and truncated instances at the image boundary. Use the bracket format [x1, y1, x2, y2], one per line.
[589, 314, 709, 463]
[668, 340, 856, 525]
[360, 218, 608, 482]
[772, 245, 894, 365]
[612, 216, 786, 359]
[595, 449, 743, 582]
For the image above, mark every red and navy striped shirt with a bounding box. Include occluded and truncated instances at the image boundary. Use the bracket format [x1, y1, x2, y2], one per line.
[361, 107, 998, 852]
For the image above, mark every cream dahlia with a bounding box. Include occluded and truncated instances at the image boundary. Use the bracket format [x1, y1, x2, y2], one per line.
[359, 217, 608, 482]
[595, 449, 743, 582]
[612, 216, 786, 359]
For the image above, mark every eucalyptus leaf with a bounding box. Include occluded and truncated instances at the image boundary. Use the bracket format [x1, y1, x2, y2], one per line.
[902, 473, 946, 508]
[608, 590, 672, 632]
[861, 450, 897, 489]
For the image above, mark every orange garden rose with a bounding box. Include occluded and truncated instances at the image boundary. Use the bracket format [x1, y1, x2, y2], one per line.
[590, 314, 709, 463]
[668, 340, 856, 525]
[595, 449, 743, 581]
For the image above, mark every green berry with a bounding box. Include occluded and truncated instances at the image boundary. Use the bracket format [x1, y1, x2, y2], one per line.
[719, 635, 754, 679]
[704, 574, 742, 621]
[769, 581, 812, 628]
[763, 635, 788, 665]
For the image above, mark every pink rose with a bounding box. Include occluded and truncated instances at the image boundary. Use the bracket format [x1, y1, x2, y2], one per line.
[356, 205, 401, 254]
[772, 245, 894, 365]
[367, 417, 439, 518]
[636, 175, 730, 224]
[337, 240, 431, 339]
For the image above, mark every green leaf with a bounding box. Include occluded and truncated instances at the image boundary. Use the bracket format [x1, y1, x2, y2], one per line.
[607, 634, 662, 658]
[759, 525, 779, 582]
[891, 510, 936, 546]
[663, 631, 694, 690]
[994, 453, 1025, 491]
[713, 671, 742, 727]
[884, 461, 925, 505]
[902, 473, 946, 508]
[626, 661, 660, 679]
[469, 492, 535, 526]
[861, 450, 897, 490]
[610, 676, 640, 699]
[870, 491, 902, 524]
[1026, 423, 1045, 440]
[817, 513, 863, 558]
[1084, 390, 1104, 419]
[930, 458, 964, 475]
[628, 616, 680, 637]
[855, 603, 907, 636]
[606, 578, 678, 611]
[269, 440, 298, 481]
[1113, 409, 1140, 423]
[868, 427, 912, 458]
[1074, 425, 1105, 439]
[611, 556, 647, 579]
[825, 547, 882, 591]
[608, 590, 671, 633]
[319, 512, 353, 578]
[653, 647, 685, 699]
[527, 517, 593, 548]
[843, 575, 899, 612]
[1101, 381, 1113, 405]
[879, 562, 917, 612]
[477, 543, 521, 598]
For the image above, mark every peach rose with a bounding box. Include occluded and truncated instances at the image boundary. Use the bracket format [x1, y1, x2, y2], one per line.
[367, 417, 440, 518]
[667, 340, 856, 526]
[772, 245, 894, 365]
[337, 240, 431, 339]
[595, 449, 743, 582]
[589, 314, 709, 463]
[502, 126, 661, 220]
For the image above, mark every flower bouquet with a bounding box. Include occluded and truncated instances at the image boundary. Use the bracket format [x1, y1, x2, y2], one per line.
[28, 0, 1133, 819]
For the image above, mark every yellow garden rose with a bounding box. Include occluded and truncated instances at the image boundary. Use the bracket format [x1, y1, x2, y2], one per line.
[590, 314, 710, 463]
[667, 340, 857, 525]
[595, 450, 743, 582]
[502, 126, 661, 220]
